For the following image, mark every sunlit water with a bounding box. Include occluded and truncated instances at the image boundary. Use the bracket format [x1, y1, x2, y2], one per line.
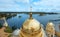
[5, 14, 60, 31]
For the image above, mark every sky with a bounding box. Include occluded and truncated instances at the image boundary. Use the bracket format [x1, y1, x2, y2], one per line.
[0, 0, 60, 12]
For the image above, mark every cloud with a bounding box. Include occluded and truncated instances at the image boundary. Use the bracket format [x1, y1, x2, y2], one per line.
[0, 4, 20, 11]
[33, 0, 60, 6]
[14, 0, 30, 4]
[0, 0, 30, 12]
[33, 0, 60, 12]
[0, 4, 30, 12]
[0, 0, 60, 12]
[0, 0, 15, 4]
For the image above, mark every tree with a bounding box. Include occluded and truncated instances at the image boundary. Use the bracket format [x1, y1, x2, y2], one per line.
[4, 26, 13, 33]
[0, 23, 3, 29]
[12, 25, 17, 31]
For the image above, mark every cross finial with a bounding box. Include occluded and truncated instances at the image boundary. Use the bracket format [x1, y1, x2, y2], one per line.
[30, 6, 32, 12]
[29, 6, 33, 19]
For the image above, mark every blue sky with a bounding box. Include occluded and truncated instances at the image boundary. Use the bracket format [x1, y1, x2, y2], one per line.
[0, 0, 60, 12]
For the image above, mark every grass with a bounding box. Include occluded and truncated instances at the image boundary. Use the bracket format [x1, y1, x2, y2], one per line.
[8, 34, 12, 37]
[4, 26, 13, 33]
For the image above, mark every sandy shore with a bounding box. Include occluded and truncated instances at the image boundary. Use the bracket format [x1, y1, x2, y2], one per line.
[0, 27, 11, 37]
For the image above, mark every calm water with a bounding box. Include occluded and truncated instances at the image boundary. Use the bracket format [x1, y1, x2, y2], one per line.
[6, 14, 60, 29]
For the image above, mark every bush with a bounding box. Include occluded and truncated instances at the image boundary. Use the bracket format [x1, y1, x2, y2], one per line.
[0, 23, 3, 29]
[8, 34, 12, 37]
[12, 25, 17, 31]
[4, 26, 13, 33]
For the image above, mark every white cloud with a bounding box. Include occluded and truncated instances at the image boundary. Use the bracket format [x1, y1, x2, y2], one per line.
[0, 0, 15, 4]
[0, 4, 20, 11]
[0, 0, 30, 4]
[0, 0, 60, 12]
[0, 0, 30, 12]
[14, 0, 30, 3]
[33, 0, 60, 12]
[33, 0, 60, 6]
[0, 0, 31, 12]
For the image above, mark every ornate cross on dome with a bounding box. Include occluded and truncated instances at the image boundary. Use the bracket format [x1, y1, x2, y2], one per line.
[29, 6, 33, 19]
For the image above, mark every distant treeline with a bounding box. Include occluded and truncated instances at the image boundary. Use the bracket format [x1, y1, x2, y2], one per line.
[0, 12, 59, 14]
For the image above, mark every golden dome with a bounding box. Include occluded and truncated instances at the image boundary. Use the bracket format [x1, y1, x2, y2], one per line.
[22, 18, 41, 34]
[20, 18, 46, 37]
[20, 12, 46, 37]
[46, 22, 54, 27]
[46, 22, 55, 34]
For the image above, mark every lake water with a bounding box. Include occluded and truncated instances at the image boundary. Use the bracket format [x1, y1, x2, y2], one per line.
[6, 13, 60, 30]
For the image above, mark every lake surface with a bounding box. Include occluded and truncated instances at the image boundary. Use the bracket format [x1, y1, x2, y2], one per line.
[5, 13, 60, 30]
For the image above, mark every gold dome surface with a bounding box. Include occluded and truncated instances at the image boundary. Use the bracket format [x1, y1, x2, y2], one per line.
[22, 19, 41, 33]
[19, 12, 47, 37]
[46, 22, 55, 34]
[47, 22, 54, 26]
[19, 7, 46, 37]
